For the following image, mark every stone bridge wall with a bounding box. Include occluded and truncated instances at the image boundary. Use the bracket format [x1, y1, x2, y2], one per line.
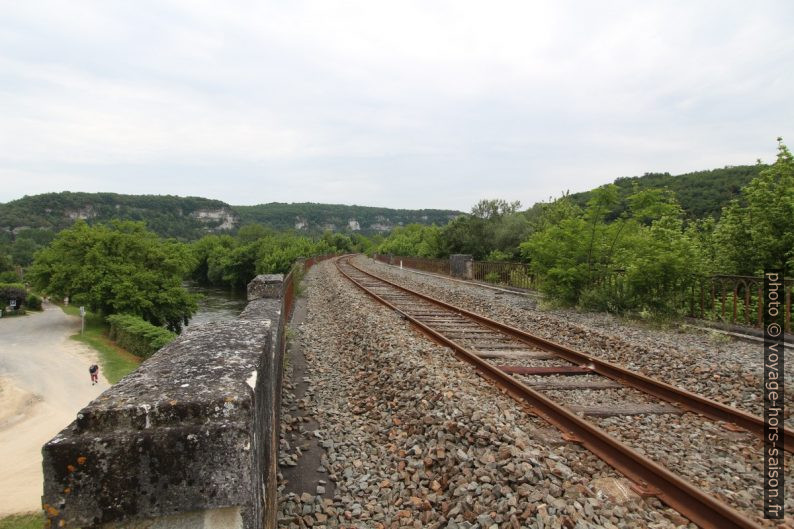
[41, 273, 292, 529]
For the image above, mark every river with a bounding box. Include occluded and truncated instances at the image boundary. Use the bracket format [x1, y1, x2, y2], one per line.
[185, 283, 248, 327]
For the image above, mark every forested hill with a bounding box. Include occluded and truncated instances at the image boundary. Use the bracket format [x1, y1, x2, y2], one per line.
[0, 192, 462, 240]
[567, 164, 766, 219]
[0, 192, 237, 240]
[234, 203, 460, 233]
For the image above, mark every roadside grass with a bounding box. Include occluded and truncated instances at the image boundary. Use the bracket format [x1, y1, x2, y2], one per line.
[60, 305, 141, 384]
[0, 512, 44, 529]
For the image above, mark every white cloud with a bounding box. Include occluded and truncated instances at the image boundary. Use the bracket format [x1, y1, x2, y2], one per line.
[0, 0, 792, 209]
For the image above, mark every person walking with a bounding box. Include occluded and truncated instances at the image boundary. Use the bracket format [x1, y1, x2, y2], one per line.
[89, 364, 99, 385]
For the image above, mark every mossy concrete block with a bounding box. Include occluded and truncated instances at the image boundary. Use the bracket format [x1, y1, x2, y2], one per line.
[246, 275, 284, 301]
[42, 301, 280, 529]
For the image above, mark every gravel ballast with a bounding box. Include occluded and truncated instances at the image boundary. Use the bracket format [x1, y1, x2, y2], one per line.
[359, 257, 793, 426]
[277, 260, 694, 529]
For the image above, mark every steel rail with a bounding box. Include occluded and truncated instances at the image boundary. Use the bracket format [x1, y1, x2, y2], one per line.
[335, 256, 765, 529]
[348, 257, 793, 454]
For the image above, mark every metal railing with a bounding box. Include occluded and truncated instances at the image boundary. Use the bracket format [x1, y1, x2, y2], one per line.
[688, 274, 793, 332]
[374, 254, 451, 275]
[374, 254, 792, 333]
[282, 254, 337, 322]
[374, 254, 536, 290]
[472, 260, 537, 289]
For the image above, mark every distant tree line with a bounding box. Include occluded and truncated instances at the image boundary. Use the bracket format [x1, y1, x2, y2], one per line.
[188, 226, 372, 289]
[234, 202, 460, 234]
[26, 220, 373, 333]
[375, 139, 793, 314]
[14, 139, 792, 328]
[568, 164, 764, 221]
[0, 192, 231, 238]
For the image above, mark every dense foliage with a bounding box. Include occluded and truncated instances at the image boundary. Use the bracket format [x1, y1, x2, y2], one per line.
[189, 228, 372, 289]
[11, 141, 792, 321]
[713, 141, 794, 274]
[26, 293, 42, 310]
[0, 283, 27, 308]
[568, 164, 765, 220]
[0, 193, 461, 245]
[234, 203, 460, 234]
[375, 140, 793, 314]
[375, 200, 530, 261]
[107, 314, 177, 358]
[520, 187, 704, 312]
[28, 221, 198, 332]
[0, 227, 55, 281]
[0, 192, 233, 239]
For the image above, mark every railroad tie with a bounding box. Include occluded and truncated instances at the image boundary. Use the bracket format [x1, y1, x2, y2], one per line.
[497, 365, 594, 375]
[528, 380, 624, 390]
[568, 403, 682, 417]
[475, 350, 559, 360]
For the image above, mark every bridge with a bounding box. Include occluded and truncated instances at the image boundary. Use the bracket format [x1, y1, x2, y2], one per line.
[40, 256, 791, 529]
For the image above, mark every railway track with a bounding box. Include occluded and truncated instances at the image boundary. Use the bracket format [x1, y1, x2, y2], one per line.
[335, 255, 788, 529]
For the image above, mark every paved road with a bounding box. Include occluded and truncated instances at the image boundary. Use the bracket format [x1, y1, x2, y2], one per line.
[0, 302, 109, 515]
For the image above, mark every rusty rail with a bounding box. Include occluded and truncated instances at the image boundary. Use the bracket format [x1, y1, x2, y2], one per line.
[352, 257, 793, 452]
[336, 256, 764, 529]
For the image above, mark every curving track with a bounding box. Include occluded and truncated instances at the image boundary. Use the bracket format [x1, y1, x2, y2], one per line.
[336, 255, 787, 529]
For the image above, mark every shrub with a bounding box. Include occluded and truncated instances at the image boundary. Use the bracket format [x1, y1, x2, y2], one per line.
[508, 268, 534, 289]
[484, 272, 501, 284]
[25, 293, 42, 310]
[0, 271, 19, 283]
[106, 314, 177, 359]
[0, 283, 27, 308]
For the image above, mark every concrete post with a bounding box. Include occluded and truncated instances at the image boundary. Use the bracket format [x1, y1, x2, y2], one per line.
[450, 254, 473, 280]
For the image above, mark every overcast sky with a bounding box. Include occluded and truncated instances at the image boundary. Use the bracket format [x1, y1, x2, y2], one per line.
[1, 1, 792, 210]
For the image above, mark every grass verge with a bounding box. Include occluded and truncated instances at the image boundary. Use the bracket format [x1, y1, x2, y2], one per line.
[0, 512, 44, 529]
[60, 305, 141, 384]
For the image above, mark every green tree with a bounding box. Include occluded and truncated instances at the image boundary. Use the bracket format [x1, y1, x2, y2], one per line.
[376, 224, 442, 258]
[10, 238, 39, 267]
[236, 224, 274, 243]
[471, 199, 521, 219]
[713, 201, 755, 274]
[714, 139, 794, 274]
[439, 215, 488, 258]
[520, 186, 699, 312]
[189, 234, 236, 284]
[28, 221, 198, 332]
[742, 139, 794, 271]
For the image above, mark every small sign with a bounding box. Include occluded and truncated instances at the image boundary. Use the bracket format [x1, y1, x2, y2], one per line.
[10, 299, 17, 308]
[79, 306, 86, 316]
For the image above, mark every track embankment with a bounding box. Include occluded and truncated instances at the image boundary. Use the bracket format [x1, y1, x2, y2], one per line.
[277, 259, 694, 529]
[359, 256, 793, 425]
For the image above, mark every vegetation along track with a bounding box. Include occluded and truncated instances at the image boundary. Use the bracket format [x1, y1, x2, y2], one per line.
[336, 255, 791, 529]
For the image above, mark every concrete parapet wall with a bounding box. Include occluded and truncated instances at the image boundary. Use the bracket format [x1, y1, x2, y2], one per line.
[42, 275, 286, 529]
